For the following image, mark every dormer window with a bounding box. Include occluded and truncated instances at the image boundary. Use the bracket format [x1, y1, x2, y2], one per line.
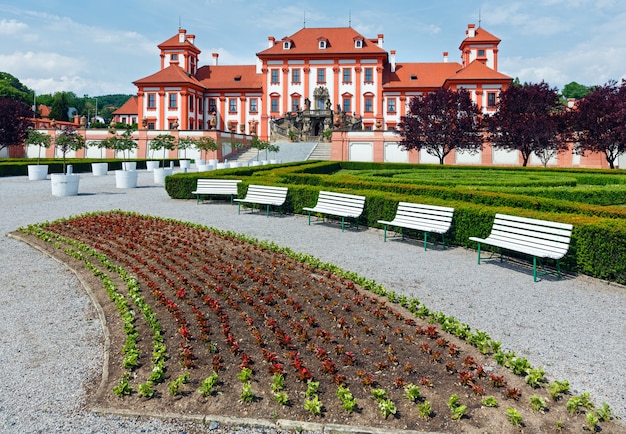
[355, 39, 363, 49]
[283, 41, 291, 50]
[477, 49, 485, 57]
[234, 75, 242, 82]
[410, 74, 417, 80]
[319, 40, 327, 49]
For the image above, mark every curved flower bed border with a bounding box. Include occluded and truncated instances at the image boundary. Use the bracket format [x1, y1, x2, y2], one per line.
[17, 211, 614, 433]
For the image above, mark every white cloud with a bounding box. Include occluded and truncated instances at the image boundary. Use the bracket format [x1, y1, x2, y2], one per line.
[0, 18, 27, 34]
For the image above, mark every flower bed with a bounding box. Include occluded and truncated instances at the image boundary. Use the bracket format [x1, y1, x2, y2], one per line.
[17, 211, 615, 433]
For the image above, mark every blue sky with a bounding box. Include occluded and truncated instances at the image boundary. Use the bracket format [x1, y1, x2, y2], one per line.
[1, 0, 625, 97]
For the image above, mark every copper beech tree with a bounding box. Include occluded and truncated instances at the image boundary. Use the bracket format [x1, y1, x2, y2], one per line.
[486, 81, 569, 167]
[398, 88, 483, 165]
[0, 97, 32, 153]
[572, 79, 626, 169]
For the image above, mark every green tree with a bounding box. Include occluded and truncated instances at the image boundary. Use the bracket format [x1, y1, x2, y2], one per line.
[0, 72, 33, 104]
[190, 136, 218, 161]
[54, 126, 85, 174]
[0, 97, 32, 152]
[561, 81, 591, 99]
[398, 87, 483, 164]
[101, 125, 138, 164]
[25, 130, 52, 164]
[149, 134, 177, 166]
[49, 92, 71, 121]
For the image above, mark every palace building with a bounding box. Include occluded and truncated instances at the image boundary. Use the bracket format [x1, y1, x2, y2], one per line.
[131, 23, 512, 142]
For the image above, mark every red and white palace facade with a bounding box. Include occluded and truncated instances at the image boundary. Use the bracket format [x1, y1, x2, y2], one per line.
[20, 24, 621, 168]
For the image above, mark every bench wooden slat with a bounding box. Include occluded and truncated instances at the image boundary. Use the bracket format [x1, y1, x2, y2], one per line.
[234, 185, 288, 217]
[377, 202, 454, 250]
[303, 191, 366, 231]
[192, 179, 242, 204]
[469, 213, 573, 281]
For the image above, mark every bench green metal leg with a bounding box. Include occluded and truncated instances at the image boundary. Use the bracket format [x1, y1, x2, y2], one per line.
[533, 256, 538, 282]
[237, 202, 241, 214]
[266, 204, 270, 217]
[423, 232, 428, 251]
[341, 217, 345, 232]
[477, 243, 481, 264]
[383, 224, 388, 242]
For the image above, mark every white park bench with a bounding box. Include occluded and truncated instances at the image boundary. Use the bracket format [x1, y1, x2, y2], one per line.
[469, 213, 573, 282]
[377, 202, 454, 250]
[192, 179, 241, 204]
[234, 184, 289, 217]
[302, 191, 366, 232]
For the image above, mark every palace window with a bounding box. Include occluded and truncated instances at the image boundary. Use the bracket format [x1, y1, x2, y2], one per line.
[364, 68, 373, 83]
[271, 69, 280, 84]
[292, 97, 300, 112]
[249, 98, 258, 113]
[316, 68, 325, 84]
[147, 93, 156, 109]
[270, 97, 279, 113]
[292, 69, 300, 84]
[342, 97, 351, 113]
[342, 68, 351, 84]
[364, 96, 373, 112]
[171, 53, 178, 61]
[487, 92, 497, 108]
[208, 98, 216, 113]
[478, 49, 486, 57]
[387, 98, 396, 113]
[283, 41, 290, 50]
[319, 40, 327, 49]
[168, 93, 177, 109]
[355, 39, 363, 48]
[229, 98, 237, 113]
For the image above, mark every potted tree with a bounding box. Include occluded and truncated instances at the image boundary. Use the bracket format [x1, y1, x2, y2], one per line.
[103, 126, 139, 188]
[192, 136, 218, 170]
[177, 137, 193, 170]
[51, 126, 85, 196]
[25, 130, 51, 180]
[149, 134, 177, 184]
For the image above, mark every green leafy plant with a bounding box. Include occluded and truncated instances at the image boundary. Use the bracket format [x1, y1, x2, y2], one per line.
[240, 382, 254, 403]
[403, 383, 421, 402]
[585, 412, 599, 432]
[303, 394, 322, 416]
[448, 394, 467, 421]
[336, 385, 357, 413]
[378, 398, 397, 419]
[566, 392, 594, 415]
[371, 388, 387, 401]
[481, 396, 498, 407]
[529, 395, 547, 412]
[506, 407, 523, 427]
[138, 381, 155, 398]
[305, 380, 320, 397]
[548, 379, 570, 401]
[525, 367, 546, 388]
[417, 400, 432, 419]
[197, 373, 219, 397]
[237, 367, 252, 383]
[271, 373, 285, 392]
[112, 379, 132, 397]
[595, 402, 612, 422]
[273, 391, 289, 406]
[168, 372, 190, 396]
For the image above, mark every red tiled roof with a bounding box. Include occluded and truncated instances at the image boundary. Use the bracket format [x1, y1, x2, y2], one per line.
[384, 62, 463, 89]
[38, 104, 51, 118]
[195, 65, 262, 91]
[158, 32, 201, 54]
[113, 96, 138, 115]
[133, 64, 204, 88]
[460, 26, 501, 47]
[258, 27, 387, 57]
[446, 59, 512, 83]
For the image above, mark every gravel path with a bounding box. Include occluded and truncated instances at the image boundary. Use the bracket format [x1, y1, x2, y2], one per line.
[0, 170, 624, 433]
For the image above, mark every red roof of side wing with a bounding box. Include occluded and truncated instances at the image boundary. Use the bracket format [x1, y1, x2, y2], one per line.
[195, 65, 262, 91]
[384, 62, 463, 90]
[113, 96, 138, 115]
[133, 64, 204, 88]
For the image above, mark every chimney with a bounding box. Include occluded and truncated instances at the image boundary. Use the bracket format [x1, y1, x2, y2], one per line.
[212, 52, 219, 66]
[466, 24, 476, 38]
[443, 51, 448, 63]
[268, 36, 275, 48]
[390, 50, 396, 73]
[178, 28, 186, 43]
[377, 33, 384, 48]
[187, 34, 195, 45]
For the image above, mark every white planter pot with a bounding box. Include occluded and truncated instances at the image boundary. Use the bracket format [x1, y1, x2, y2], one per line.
[122, 161, 137, 171]
[196, 164, 210, 172]
[146, 161, 160, 171]
[196, 159, 206, 166]
[153, 167, 173, 184]
[27, 165, 48, 180]
[269, 159, 278, 165]
[91, 162, 108, 176]
[216, 162, 230, 170]
[51, 173, 80, 196]
[115, 170, 138, 188]
[179, 159, 191, 169]
[208, 159, 218, 166]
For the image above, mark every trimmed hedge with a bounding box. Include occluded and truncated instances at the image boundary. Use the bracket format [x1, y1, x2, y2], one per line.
[166, 162, 626, 284]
